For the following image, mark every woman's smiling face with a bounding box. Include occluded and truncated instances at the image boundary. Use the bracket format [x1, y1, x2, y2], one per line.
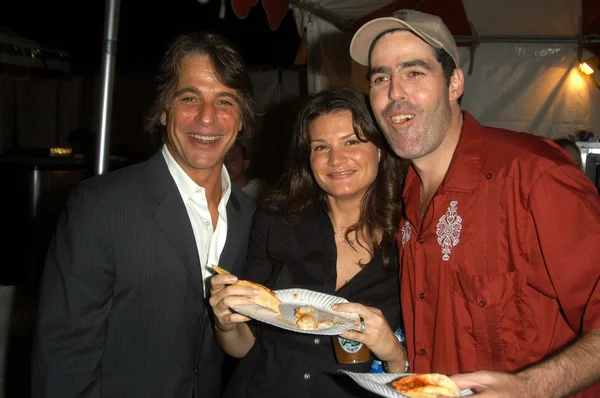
[309, 110, 380, 201]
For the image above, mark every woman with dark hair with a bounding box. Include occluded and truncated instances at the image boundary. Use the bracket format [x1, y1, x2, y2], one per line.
[209, 86, 408, 397]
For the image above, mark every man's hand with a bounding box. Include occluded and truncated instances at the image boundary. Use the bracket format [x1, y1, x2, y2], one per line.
[451, 371, 529, 398]
[451, 329, 600, 398]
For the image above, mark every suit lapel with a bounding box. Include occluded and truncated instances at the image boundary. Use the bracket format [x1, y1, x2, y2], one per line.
[218, 191, 244, 275]
[145, 153, 205, 300]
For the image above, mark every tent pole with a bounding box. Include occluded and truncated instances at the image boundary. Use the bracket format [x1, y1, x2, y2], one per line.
[95, 0, 121, 176]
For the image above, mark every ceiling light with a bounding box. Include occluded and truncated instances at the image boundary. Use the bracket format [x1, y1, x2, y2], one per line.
[579, 57, 600, 76]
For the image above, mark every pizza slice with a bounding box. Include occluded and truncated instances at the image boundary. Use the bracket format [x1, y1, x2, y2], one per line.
[388, 373, 460, 398]
[212, 265, 282, 314]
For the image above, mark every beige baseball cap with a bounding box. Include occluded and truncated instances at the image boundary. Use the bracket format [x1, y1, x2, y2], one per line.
[350, 9, 459, 67]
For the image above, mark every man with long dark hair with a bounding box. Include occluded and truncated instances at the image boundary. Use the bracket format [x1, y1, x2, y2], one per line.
[32, 32, 257, 397]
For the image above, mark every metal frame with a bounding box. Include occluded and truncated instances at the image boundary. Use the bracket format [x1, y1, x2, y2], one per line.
[454, 35, 600, 44]
[95, 0, 120, 175]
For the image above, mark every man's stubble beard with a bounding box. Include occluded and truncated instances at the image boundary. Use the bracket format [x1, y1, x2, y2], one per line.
[377, 96, 452, 161]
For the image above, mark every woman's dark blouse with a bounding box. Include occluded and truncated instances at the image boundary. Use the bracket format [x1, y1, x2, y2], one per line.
[224, 208, 401, 398]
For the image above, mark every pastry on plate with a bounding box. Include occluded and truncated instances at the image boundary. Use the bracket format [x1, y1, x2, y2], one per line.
[296, 313, 319, 329]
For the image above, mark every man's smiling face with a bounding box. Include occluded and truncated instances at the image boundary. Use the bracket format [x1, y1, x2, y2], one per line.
[162, 54, 242, 180]
[368, 30, 452, 161]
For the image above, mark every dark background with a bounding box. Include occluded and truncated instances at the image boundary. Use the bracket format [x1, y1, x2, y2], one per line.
[0, 0, 305, 166]
[0, 0, 306, 284]
[0, 0, 301, 73]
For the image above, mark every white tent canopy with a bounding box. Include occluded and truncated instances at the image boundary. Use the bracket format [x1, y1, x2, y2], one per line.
[290, 0, 600, 139]
[290, 0, 597, 42]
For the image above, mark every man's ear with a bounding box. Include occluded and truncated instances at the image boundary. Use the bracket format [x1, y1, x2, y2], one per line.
[449, 67, 464, 102]
[160, 111, 167, 126]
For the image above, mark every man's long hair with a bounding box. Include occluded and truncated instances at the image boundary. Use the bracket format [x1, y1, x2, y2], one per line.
[145, 32, 259, 142]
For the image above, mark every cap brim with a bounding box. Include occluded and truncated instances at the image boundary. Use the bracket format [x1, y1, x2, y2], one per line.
[350, 17, 441, 66]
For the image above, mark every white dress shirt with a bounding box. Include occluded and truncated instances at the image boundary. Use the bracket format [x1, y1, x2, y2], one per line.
[162, 145, 231, 297]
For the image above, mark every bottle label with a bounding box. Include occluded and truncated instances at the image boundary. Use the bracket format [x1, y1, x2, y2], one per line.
[369, 360, 384, 373]
[395, 327, 407, 346]
[369, 326, 407, 373]
[338, 337, 363, 353]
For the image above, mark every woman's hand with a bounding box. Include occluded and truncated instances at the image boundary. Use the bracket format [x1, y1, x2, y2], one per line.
[208, 274, 257, 332]
[332, 302, 407, 370]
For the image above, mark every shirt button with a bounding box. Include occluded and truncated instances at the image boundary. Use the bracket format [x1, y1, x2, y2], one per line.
[417, 238, 424, 244]
[479, 300, 486, 307]
[419, 292, 426, 300]
[486, 173, 492, 179]
[304, 373, 311, 380]
[194, 368, 198, 374]
[205, 221, 210, 227]
[314, 338, 320, 345]
[419, 349, 427, 356]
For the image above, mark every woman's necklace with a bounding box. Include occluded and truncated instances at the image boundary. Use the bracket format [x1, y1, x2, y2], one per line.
[334, 231, 353, 245]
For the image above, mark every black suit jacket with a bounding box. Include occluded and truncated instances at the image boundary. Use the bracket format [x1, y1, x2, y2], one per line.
[31, 151, 256, 398]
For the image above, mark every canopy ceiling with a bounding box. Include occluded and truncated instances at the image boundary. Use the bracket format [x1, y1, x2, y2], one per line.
[278, 0, 600, 140]
[236, 0, 600, 56]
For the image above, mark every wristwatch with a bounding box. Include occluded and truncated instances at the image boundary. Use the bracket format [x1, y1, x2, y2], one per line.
[382, 360, 410, 373]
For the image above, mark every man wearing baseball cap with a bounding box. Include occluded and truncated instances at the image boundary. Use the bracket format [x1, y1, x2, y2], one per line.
[351, 9, 600, 398]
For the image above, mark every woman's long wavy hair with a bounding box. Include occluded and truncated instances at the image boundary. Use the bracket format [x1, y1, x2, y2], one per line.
[266, 86, 406, 267]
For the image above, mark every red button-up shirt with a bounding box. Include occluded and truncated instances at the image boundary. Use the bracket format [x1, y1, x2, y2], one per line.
[399, 112, 600, 397]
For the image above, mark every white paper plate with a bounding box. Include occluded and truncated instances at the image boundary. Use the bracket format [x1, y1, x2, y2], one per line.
[339, 370, 475, 397]
[230, 288, 361, 335]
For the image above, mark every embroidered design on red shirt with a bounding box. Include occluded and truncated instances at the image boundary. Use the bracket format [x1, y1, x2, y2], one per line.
[436, 201, 462, 261]
[401, 221, 411, 247]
